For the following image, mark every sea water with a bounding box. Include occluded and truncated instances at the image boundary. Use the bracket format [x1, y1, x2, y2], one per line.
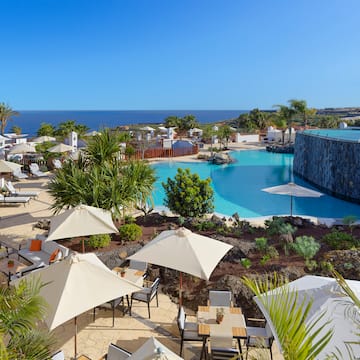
[9, 110, 247, 136]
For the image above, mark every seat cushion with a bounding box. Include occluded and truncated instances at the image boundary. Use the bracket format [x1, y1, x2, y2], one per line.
[29, 239, 42, 251]
[49, 249, 60, 263]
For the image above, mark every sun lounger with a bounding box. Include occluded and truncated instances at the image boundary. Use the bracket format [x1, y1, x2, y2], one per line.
[0, 194, 31, 205]
[13, 168, 28, 180]
[5, 181, 40, 198]
[29, 163, 48, 177]
[52, 159, 62, 169]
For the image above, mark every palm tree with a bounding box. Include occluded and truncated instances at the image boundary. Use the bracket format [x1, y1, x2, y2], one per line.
[273, 105, 296, 144]
[49, 128, 156, 219]
[331, 270, 360, 359]
[0, 103, 19, 135]
[84, 128, 121, 165]
[0, 278, 55, 359]
[289, 99, 310, 128]
[241, 273, 332, 360]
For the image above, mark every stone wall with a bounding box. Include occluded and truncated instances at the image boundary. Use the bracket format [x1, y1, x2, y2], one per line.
[293, 132, 360, 203]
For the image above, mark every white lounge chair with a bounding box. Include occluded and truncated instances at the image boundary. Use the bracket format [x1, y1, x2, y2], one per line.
[5, 181, 40, 198]
[0, 194, 31, 205]
[52, 159, 62, 169]
[29, 163, 48, 177]
[13, 168, 28, 180]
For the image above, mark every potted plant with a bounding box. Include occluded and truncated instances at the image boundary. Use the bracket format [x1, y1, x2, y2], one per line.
[7, 259, 14, 268]
[216, 307, 225, 324]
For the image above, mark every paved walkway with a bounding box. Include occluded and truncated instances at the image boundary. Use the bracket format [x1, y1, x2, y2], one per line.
[52, 291, 283, 360]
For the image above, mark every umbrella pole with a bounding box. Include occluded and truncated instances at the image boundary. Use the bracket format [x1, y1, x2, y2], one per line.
[290, 195, 293, 216]
[179, 272, 183, 306]
[74, 316, 78, 359]
[82, 238, 85, 253]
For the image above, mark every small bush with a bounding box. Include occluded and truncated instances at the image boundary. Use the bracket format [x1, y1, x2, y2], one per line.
[85, 234, 111, 249]
[260, 254, 271, 266]
[322, 230, 358, 250]
[291, 236, 320, 260]
[178, 216, 185, 226]
[305, 259, 318, 271]
[343, 262, 354, 270]
[267, 245, 279, 259]
[320, 261, 334, 272]
[255, 237, 268, 253]
[240, 258, 252, 269]
[265, 217, 297, 236]
[124, 215, 135, 224]
[119, 223, 142, 241]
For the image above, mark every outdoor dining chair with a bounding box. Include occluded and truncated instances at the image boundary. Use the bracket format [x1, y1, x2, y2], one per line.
[245, 319, 274, 360]
[208, 332, 240, 360]
[177, 306, 203, 357]
[130, 277, 160, 318]
[99, 343, 132, 360]
[208, 290, 233, 307]
[51, 350, 65, 360]
[128, 259, 148, 278]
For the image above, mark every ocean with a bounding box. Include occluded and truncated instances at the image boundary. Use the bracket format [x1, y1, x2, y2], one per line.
[8, 110, 248, 136]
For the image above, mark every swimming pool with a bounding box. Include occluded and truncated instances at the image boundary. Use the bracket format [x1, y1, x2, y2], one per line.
[152, 150, 360, 218]
[303, 129, 360, 142]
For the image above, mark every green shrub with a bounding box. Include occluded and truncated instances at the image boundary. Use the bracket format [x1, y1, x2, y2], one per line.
[267, 245, 279, 259]
[265, 217, 297, 236]
[260, 254, 271, 266]
[265, 217, 285, 235]
[119, 223, 142, 241]
[305, 259, 318, 271]
[178, 216, 185, 226]
[343, 262, 354, 270]
[85, 234, 111, 249]
[240, 258, 252, 269]
[343, 215, 357, 234]
[322, 230, 358, 250]
[255, 237, 268, 253]
[124, 215, 135, 224]
[320, 261, 334, 272]
[291, 236, 320, 260]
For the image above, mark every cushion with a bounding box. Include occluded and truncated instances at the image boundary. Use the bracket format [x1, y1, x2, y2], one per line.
[49, 249, 60, 263]
[29, 239, 42, 251]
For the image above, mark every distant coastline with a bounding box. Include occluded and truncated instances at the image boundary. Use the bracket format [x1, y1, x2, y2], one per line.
[10, 110, 248, 136]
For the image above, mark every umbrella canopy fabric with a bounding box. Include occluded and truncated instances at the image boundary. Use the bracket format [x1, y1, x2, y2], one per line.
[13, 253, 141, 330]
[254, 275, 360, 359]
[8, 143, 36, 154]
[12, 253, 141, 359]
[0, 160, 22, 173]
[32, 136, 56, 143]
[140, 126, 155, 131]
[48, 143, 74, 153]
[262, 182, 323, 216]
[128, 227, 233, 281]
[84, 130, 100, 137]
[46, 205, 118, 242]
[130, 337, 183, 359]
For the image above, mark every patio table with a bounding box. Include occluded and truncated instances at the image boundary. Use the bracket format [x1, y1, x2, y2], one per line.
[0, 255, 30, 285]
[197, 305, 246, 359]
[112, 267, 144, 287]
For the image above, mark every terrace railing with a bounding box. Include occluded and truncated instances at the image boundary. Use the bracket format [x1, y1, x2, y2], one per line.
[132, 145, 198, 160]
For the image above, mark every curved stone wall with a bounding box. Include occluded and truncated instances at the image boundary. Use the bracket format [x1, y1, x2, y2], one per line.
[293, 132, 360, 203]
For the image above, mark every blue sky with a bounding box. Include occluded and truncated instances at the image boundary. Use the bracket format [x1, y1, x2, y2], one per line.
[1, 0, 360, 110]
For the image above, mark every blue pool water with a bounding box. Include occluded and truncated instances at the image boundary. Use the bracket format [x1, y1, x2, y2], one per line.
[303, 129, 360, 142]
[152, 150, 360, 218]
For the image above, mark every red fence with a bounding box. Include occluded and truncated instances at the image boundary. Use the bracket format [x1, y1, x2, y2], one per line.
[132, 145, 198, 160]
